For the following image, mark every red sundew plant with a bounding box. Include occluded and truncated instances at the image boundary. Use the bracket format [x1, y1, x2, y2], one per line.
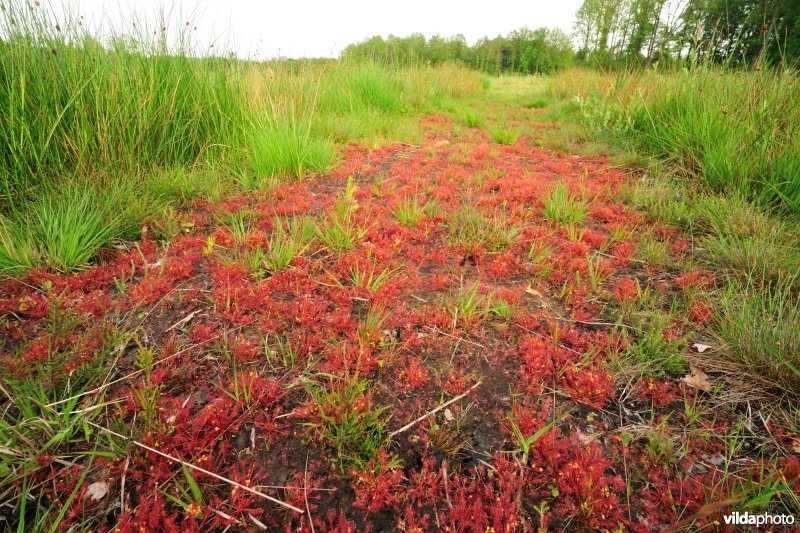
[398, 356, 430, 392]
[127, 275, 175, 307]
[561, 365, 614, 409]
[318, 510, 358, 532]
[442, 368, 476, 395]
[552, 437, 627, 529]
[444, 455, 527, 531]
[0, 289, 49, 319]
[350, 450, 404, 513]
[283, 468, 324, 517]
[688, 299, 715, 325]
[675, 268, 716, 291]
[634, 376, 681, 406]
[2, 101, 794, 532]
[224, 334, 260, 362]
[614, 276, 642, 305]
[405, 456, 443, 505]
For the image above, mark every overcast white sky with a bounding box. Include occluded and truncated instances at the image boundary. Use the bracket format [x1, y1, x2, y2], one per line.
[48, 0, 582, 59]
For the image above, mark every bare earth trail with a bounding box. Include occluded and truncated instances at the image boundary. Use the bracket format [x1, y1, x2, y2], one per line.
[2, 102, 798, 531]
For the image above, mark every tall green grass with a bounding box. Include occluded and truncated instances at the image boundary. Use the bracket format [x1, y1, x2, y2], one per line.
[247, 115, 336, 185]
[548, 67, 800, 395]
[554, 68, 800, 214]
[0, 2, 246, 208]
[318, 65, 403, 113]
[718, 279, 800, 396]
[0, 2, 483, 273]
[0, 1, 480, 202]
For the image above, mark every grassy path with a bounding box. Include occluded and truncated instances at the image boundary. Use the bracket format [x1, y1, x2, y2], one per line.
[1, 95, 798, 531]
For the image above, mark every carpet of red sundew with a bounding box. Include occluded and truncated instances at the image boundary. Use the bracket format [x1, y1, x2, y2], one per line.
[2, 110, 799, 532]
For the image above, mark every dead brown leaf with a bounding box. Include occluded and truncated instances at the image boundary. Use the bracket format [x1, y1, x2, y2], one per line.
[524, 285, 542, 298]
[682, 366, 712, 392]
[692, 342, 712, 353]
[85, 481, 109, 501]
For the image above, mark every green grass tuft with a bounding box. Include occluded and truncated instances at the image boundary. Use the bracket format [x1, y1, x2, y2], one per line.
[448, 207, 523, 252]
[559, 68, 800, 214]
[542, 184, 587, 225]
[461, 110, 485, 128]
[147, 167, 223, 205]
[393, 197, 428, 227]
[0, 186, 124, 272]
[304, 377, 392, 472]
[0, 4, 246, 209]
[315, 212, 369, 252]
[248, 118, 336, 183]
[717, 280, 800, 395]
[489, 126, 521, 145]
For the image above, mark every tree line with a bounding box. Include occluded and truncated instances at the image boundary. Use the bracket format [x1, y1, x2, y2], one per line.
[343, 0, 799, 73]
[575, 0, 799, 67]
[341, 28, 575, 75]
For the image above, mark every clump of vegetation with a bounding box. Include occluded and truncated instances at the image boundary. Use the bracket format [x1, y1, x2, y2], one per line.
[147, 167, 223, 205]
[448, 206, 522, 252]
[717, 280, 800, 395]
[695, 194, 800, 289]
[304, 378, 392, 472]
[0, 184, 142, 272]
[488, 296, 514, 322]
[393, 197, 428, 227]
[489, 126, 520, 145]
[461, 110, 485, 128]
[453, 281, 488, 325]
[559, 68, 800, 214]
[247, 116, 336, 183]
[0, 3, 246, 210]
[349, 263, 400, 293]
[542, 184, 587, 224]
[621, 177, 692, 229]
[315, 212, 369, 252]
[266, 217, 315, 271]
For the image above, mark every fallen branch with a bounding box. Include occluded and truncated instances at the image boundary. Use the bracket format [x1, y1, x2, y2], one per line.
[662, 497, 744, 533]
[442, 461, 453, 510]
[423, 325, 486, 349]
[87, 421, 304, 514]
[662, 468, 785, 532]
[304, 452, 316, 533]
[390, 380, 482, 437]
[166, 309, 201, 332]
[47, 320, 256, 408]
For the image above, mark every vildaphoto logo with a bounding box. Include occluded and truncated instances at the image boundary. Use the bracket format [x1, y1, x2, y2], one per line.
[723, 512, 795, 527]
